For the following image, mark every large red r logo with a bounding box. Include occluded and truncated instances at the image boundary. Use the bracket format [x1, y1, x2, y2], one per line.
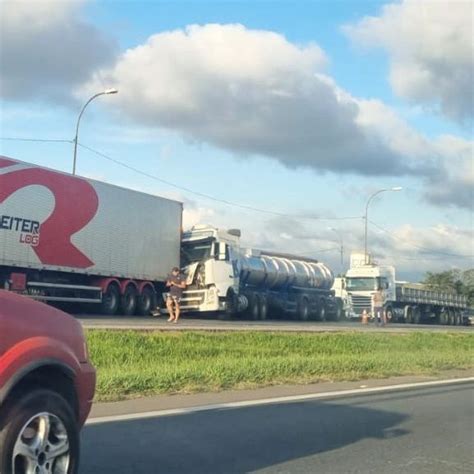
[0, 156, 99, 268]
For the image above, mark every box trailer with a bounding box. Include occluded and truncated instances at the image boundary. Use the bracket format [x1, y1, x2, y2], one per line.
[0, 156, 182, 315]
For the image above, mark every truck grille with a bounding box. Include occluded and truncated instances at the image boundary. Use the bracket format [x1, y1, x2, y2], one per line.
[350, 295, 371, 315]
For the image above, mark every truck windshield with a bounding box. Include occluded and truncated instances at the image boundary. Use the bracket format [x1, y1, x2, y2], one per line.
[346, 277, 377, 291]
[181, 238, 214, 266]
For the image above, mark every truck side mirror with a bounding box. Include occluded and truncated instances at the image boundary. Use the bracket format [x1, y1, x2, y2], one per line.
[217, 242, 229, 261]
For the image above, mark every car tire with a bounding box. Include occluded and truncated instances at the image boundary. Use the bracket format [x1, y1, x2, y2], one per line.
[0, 389, 79, 474]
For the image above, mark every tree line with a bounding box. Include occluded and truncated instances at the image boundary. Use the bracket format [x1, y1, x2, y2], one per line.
[423, 269, 474, 307]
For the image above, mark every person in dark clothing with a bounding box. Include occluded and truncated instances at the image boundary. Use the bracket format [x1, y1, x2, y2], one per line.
[166, 267, 186, 323]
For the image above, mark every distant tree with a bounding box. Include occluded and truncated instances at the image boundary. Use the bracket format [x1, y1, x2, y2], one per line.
[423, 269, 474, 307]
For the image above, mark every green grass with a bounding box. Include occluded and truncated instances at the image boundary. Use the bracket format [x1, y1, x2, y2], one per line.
[86, 330, 474, 401]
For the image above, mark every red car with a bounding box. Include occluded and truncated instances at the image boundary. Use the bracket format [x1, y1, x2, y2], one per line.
[0, 291, 95, 474]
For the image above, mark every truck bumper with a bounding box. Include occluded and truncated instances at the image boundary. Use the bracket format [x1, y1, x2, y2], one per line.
[162, 288, 223, 313]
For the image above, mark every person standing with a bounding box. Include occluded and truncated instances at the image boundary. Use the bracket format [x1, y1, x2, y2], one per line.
[372, 289, 385, 326]
[166, 267, 186, 323]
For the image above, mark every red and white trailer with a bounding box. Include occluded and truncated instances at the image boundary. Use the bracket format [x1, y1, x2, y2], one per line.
[0, 156, 182, 315]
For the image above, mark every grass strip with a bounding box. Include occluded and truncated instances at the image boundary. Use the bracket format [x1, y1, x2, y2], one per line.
[86, 330, 474, 402]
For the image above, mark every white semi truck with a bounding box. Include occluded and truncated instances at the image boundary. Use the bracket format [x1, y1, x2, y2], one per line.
[0, 156, 182, 315]
[178, 225, 339, 320]
[345, 253, 467, 325]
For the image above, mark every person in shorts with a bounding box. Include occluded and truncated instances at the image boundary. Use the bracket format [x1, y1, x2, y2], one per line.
[372, 289, 385, 326]
[166, 267, 186, 323]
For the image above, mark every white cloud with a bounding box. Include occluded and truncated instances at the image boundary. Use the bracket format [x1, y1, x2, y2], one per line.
[344, 0, 474, 124]
[84, 23, 472, 209]
[86, 24, 429, 177]
[0, 0, 116, 102]
[255, 217, 473, 280]
[424, 134, 474, 209]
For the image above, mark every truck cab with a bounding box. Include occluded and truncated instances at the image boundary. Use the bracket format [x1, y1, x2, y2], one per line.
[178, 225, 242, 313]
[331, 277, 354, 319]
[345, 262, 396, 318]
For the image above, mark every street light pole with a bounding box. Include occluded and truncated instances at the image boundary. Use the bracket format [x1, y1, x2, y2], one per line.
[72, 88, 118, 175]
[364, 187, 402, 264]
[328, 227, 344, 275]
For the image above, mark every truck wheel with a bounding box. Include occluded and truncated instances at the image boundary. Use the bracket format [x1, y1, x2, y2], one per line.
[439, 310, 448, 325]
[247, 294, 259, 321]
[225, 289, 238, 316]
[313, 299, 326, 322]
[297, 298, 310, 321]
[0, 389, 79, 474]
[137, 286, 156, 316]
[121, 285, 138, 316]
[333, 300, 343, 322]
[385, 306, 394, 322]
[100, 283, 120, 315]
[413, 307, 421, 325]
[259, 296, 268, 321]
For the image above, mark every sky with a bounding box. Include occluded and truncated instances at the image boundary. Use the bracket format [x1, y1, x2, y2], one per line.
[0, 0, 473, 281]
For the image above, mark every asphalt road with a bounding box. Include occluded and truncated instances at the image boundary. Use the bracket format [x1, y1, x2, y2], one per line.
[81, 382, 474, 473]
[76, 313, 472, 332]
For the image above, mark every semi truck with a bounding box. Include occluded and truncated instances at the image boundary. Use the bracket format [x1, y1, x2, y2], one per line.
[0, 156, 182, 315]
[345, 253, 468, 325]
[178, 225, 339, 320]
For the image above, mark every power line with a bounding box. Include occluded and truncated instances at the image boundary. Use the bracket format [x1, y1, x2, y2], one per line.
[368, 219, 474, 258]
[0, 136, 73, 144]
[1, 135, 361, 220]
[77, 142, 363, 221]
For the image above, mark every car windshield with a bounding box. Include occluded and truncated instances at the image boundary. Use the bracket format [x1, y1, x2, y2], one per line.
[181, 238, 214, 266]
[346, 277, 377, 291]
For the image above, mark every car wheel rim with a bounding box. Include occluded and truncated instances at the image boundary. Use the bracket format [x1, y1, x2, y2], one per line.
[13, 412, 70, 474]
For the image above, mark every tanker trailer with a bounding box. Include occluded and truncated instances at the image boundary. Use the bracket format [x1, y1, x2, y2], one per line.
[178, 225, 338, 321]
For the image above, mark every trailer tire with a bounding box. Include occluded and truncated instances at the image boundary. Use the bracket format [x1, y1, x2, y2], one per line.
[413, 306, 421, 325]
[439, 310, 448, 325]
[297, 297, 310, 321]
[121, 284, 138, 316]
[100, 283, 120, 315]
[314, 299, 326, 322]
[137, 286, 156, 316]
[247, 293, 260, 321]
[259, 296, 268, 321]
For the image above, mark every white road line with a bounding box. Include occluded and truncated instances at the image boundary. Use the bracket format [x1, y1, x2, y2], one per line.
[86, 376, 474, 426]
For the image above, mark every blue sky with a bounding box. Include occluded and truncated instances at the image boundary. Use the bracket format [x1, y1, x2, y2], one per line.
[1, 0, 472, 280]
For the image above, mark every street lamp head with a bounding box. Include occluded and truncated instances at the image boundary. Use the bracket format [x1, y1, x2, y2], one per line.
[104, 88, 119, 95]
[391, 186, 403, 191]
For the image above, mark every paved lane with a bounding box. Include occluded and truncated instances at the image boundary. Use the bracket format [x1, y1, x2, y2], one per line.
[76, 313, 472, 332]
[81, 382, 474, 473]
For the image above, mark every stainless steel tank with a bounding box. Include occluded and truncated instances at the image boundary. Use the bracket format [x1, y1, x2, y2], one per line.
[240, 251, 334, 290]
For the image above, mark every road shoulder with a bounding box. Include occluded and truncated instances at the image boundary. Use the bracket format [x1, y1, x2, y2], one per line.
[88, 368, 473, 422]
